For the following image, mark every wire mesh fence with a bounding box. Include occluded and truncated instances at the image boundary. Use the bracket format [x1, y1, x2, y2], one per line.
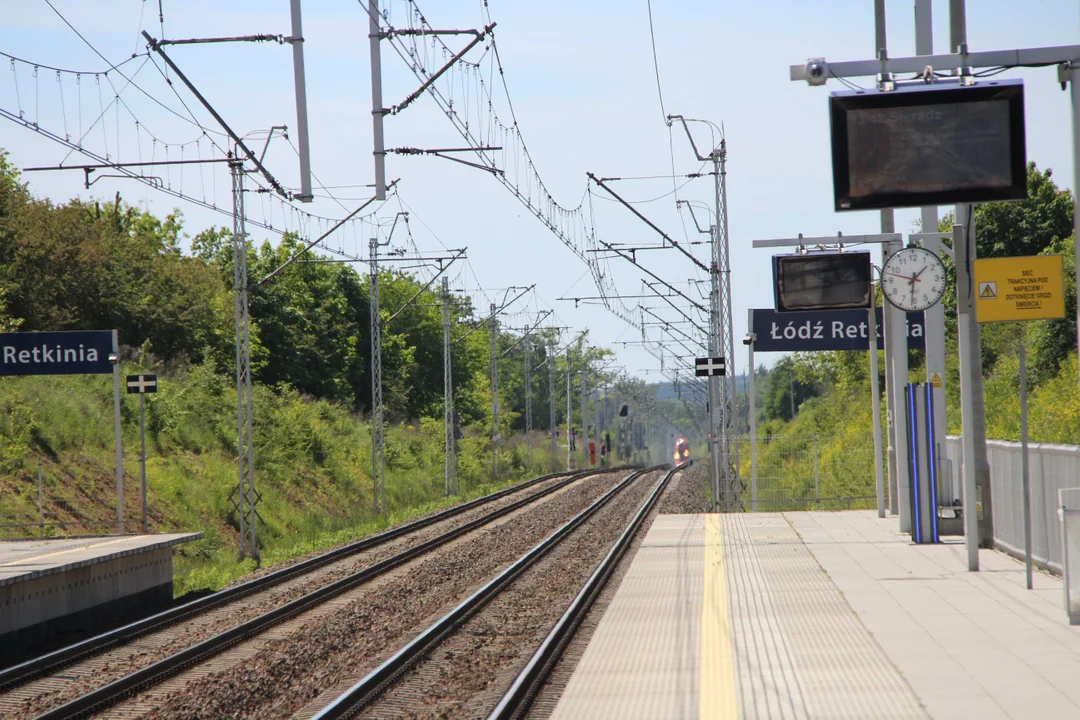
[0, 457, 118, 538]
[732, 434, 880, 512]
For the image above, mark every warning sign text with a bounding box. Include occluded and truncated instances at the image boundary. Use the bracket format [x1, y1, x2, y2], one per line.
[974, 255, 1065, 323]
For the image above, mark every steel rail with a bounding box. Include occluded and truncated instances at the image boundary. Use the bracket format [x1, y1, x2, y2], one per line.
[489, 461, 689, 719]
[0, 468, 588, 693]
[310, 464, 664, 720]
[14, 468, 617, 717]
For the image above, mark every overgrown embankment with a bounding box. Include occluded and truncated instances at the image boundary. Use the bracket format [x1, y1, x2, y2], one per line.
[0, 362, 555, 596]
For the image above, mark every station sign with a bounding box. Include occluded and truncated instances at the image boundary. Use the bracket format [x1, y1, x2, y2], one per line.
[0, 330, 114, 376]
[974, 254, 1065, 323]
[751, 307, 925, 353]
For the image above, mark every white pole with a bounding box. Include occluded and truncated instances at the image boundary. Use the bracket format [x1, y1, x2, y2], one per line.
[368, 0, 387, 199]
[37, 457, 43, 534]
[748, 309, 758, 512]
[875, 0, 899, 521]
[1020, 339, 1033, 589]
[886, 239, 911, 532]
[869, 304, 885, 518]
[915, 0, 948, 510]
[112, 329, 123, 534]
[955, 222, 980, 571]
[288, 0, 312, 201]
[140, 393, 147, 533]
[1072, 65, 1080, 382]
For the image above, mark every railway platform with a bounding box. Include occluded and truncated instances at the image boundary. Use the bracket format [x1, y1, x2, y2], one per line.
[0, 532, 201, 667]
[551, 511, 1080, 720]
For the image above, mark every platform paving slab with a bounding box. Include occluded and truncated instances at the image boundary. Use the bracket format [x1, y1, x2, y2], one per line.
[791, 511, 1080, 720]
[553, 510, 1080, 719]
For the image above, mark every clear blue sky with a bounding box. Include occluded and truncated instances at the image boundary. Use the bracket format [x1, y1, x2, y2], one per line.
[1, 0, 1077, 381]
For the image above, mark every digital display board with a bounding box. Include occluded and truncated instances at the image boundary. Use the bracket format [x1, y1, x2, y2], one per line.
[772, 252, 872, 312]
[830, 80, 1026, 211]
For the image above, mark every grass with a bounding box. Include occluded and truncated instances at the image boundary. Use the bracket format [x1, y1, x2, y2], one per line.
[0, 359, 565, 597]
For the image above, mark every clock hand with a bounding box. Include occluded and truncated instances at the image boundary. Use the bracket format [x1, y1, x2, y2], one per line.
[886, 272, 920, 281]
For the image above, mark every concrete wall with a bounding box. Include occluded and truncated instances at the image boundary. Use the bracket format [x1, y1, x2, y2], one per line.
[0, 547, 173, 666]
[945, 436, 1080, 574]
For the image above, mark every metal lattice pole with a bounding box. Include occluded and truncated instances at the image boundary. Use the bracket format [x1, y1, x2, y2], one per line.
[580, 352, 588, 468]
[442, 277, 456, 495]
[714, 141, 738, 510]
[524, 335, 532, 463]
[490, 303, 499, 479]
[369, 238, 386, 516]
[566, 347, 573, 471]
[549, 340, 557, 471]
[232, 158, 257, 562]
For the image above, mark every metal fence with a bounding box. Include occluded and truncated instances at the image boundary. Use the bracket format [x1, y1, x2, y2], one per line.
[0, 457, 116, 538]
[733, 434, 879, 511]
[944, 436, 1080, 574]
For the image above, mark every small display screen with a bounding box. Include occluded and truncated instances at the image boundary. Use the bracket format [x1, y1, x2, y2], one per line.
[774, 253, 872, 312]
[831, 81, 1026, 210]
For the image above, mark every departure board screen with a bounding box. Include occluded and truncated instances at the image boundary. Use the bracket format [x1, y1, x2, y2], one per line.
[773, 252, 872, 312]
[830, 81, 1026, 211]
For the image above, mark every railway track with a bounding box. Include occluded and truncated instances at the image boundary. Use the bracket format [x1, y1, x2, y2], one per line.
[0, 466, 623, 720]
[304, 462, 684, 720]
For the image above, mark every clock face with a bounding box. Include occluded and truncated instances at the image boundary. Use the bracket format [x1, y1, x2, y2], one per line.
[881, 247, 946, 312]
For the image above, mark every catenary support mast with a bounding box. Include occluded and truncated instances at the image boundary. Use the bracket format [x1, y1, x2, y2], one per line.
[442, 277, 456, 495]
[232, 158, 257, 562]
[370, 238, 386, 516]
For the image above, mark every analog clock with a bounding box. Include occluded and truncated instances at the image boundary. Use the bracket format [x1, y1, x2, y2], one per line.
[881, 246, 946, 312]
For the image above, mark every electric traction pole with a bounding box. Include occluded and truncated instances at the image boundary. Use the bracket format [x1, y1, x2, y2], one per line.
[524, 335, 533, 463]
[580, 349, 589, 468]
[370, 237, 387, 516]
[490, 303, 500, 479]
[232, 157, 257, 562]
[442, 277, 456, 496]
[669, 117, 737, 510]
[566, 347, 573, 471]
[549, 340, 557, 471]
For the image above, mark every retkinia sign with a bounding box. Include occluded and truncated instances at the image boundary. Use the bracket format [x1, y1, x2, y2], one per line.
[0, 330, 116, 376]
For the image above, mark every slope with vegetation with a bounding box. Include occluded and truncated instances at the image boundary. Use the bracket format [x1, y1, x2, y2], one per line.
[0, 151, 656, 594]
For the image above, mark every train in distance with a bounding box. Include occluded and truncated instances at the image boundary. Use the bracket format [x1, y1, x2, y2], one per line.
[674, 437, 690, 464]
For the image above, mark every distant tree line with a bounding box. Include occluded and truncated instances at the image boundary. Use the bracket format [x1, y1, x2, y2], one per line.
[0, 150, 631, 432]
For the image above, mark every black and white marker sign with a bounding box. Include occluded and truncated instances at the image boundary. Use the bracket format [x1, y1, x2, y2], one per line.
[695, 356, 726, 377]
[126, 374, 158, 394]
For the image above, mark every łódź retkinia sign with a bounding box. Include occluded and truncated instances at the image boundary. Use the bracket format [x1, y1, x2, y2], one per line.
[0, 330, 115, 376]
[751, 308, 924, 353]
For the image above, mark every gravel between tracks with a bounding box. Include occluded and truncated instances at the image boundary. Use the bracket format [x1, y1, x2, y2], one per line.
[656, 460, 709, 514]
[344, 467, 665, 720]
[127, 470, 628, 720]
[525, 467, 688, 719]
[0, 473, 578, 720]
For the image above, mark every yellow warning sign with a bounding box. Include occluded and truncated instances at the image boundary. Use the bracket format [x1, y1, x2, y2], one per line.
[930, 372, 942, 388]
[974, 255, 1065, 323]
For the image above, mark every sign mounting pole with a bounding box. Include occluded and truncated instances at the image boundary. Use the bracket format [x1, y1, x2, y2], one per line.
[112, 329, 123, 535]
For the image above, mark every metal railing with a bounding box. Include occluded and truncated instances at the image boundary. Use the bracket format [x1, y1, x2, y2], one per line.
[945, 436, 1080, 574]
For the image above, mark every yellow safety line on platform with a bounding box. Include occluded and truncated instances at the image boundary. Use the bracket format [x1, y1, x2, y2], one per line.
[700, 514, 737, 719]
[0, 536, 130, 566]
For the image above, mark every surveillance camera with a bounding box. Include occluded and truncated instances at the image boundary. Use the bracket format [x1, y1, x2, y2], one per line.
[806, 58, 828, 86]
[742, 333, 756, 346]
[108, 353, 119, 365]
